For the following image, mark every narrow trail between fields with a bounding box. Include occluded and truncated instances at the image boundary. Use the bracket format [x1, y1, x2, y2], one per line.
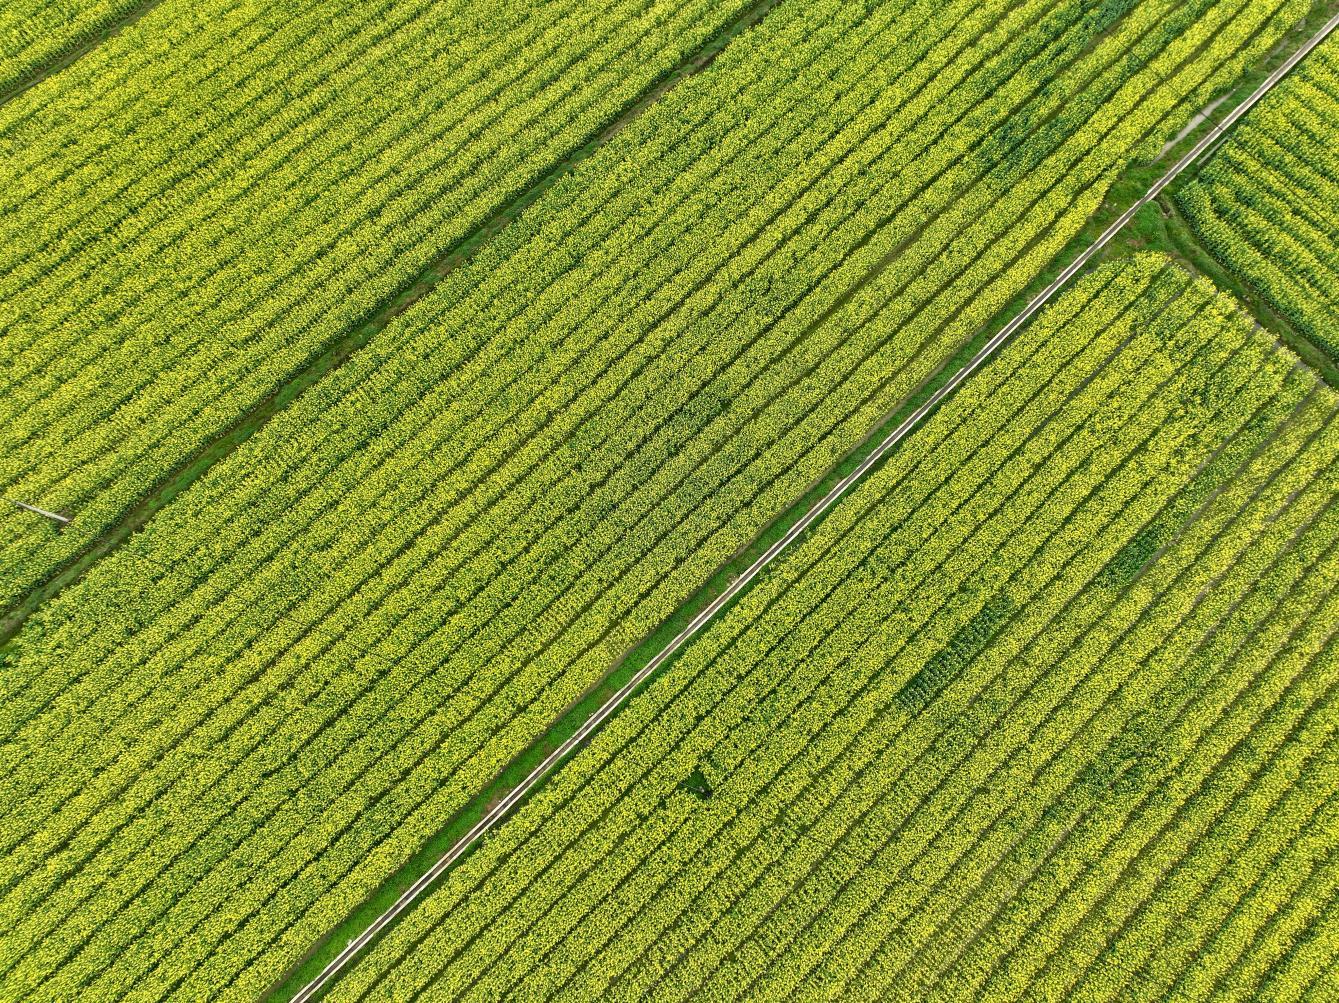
[1157, 93, 1229, 158]
[1155, 191, 1339, 386]
[0, 0, 785, 645]
[282, 10, 1339, 1002]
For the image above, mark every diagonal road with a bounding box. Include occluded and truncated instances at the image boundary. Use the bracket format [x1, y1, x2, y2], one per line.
[287, 9, 1339, 1001]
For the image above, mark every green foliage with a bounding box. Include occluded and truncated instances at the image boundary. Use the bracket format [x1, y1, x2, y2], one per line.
[330, 257, 1339, 1003]
[679, 767, 715, 801]
[1176, 34, 1339, 362]
[894, 594, 1015, 713]
[1095, 521, 1166, 588]
[0, 0, 1317, 999]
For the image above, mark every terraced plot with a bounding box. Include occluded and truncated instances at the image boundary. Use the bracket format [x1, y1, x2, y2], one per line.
[1176, 30, 1339, 359]
[329, 255, 1339, 1002]
[0, 0, 759, 609]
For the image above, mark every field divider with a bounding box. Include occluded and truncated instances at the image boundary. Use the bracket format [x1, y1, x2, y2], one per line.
[281, 11, 1339, 1002]
[0, 0, 785, 644]
[450, 270, 1179, 999]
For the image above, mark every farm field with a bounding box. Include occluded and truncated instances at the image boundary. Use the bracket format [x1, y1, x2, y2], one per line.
[1176, 32, 1339, 360]
[0, 0, 760, 610]
[0, 1, 1336, 1002]
[0, 0, 1315, 617]
[326, 255, 1339, 1002]
[0, 1, 1312, 998]
[0, 0, 143, 95]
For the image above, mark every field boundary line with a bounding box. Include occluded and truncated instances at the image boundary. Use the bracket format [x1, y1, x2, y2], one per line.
[284, 11, 1339, 1002]
[0, 0, 785, 644]
[0, 0, 168, 110]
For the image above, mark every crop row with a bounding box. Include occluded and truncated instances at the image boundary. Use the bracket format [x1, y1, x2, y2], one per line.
[1175, 32, 1339, 360]
[330, 256, 1339, 1002]
[0, 0, 755, 608]
[2, 0, 1108, 985]
[0, 0, 143, 95]
[0, 0, 1307, 998]
[503, 271, 1328, 1001]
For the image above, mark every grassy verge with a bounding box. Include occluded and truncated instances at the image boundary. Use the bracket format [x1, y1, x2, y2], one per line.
[1119, 0, 1339, 386]
[264, 132, 1220, 1003]
[1135, 192, 1339, 386]
[1147, 0, 1339, 171]
[265, 268, 1010, 1002]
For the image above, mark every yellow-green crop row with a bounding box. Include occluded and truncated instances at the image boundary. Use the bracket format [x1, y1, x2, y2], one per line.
[1176, 31, 1339, 360]
[330, 255, 1339, 1003]
[0, 0, 1309, 998]
[0, 0, 755, 608]
[0, 0, 143, 95]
